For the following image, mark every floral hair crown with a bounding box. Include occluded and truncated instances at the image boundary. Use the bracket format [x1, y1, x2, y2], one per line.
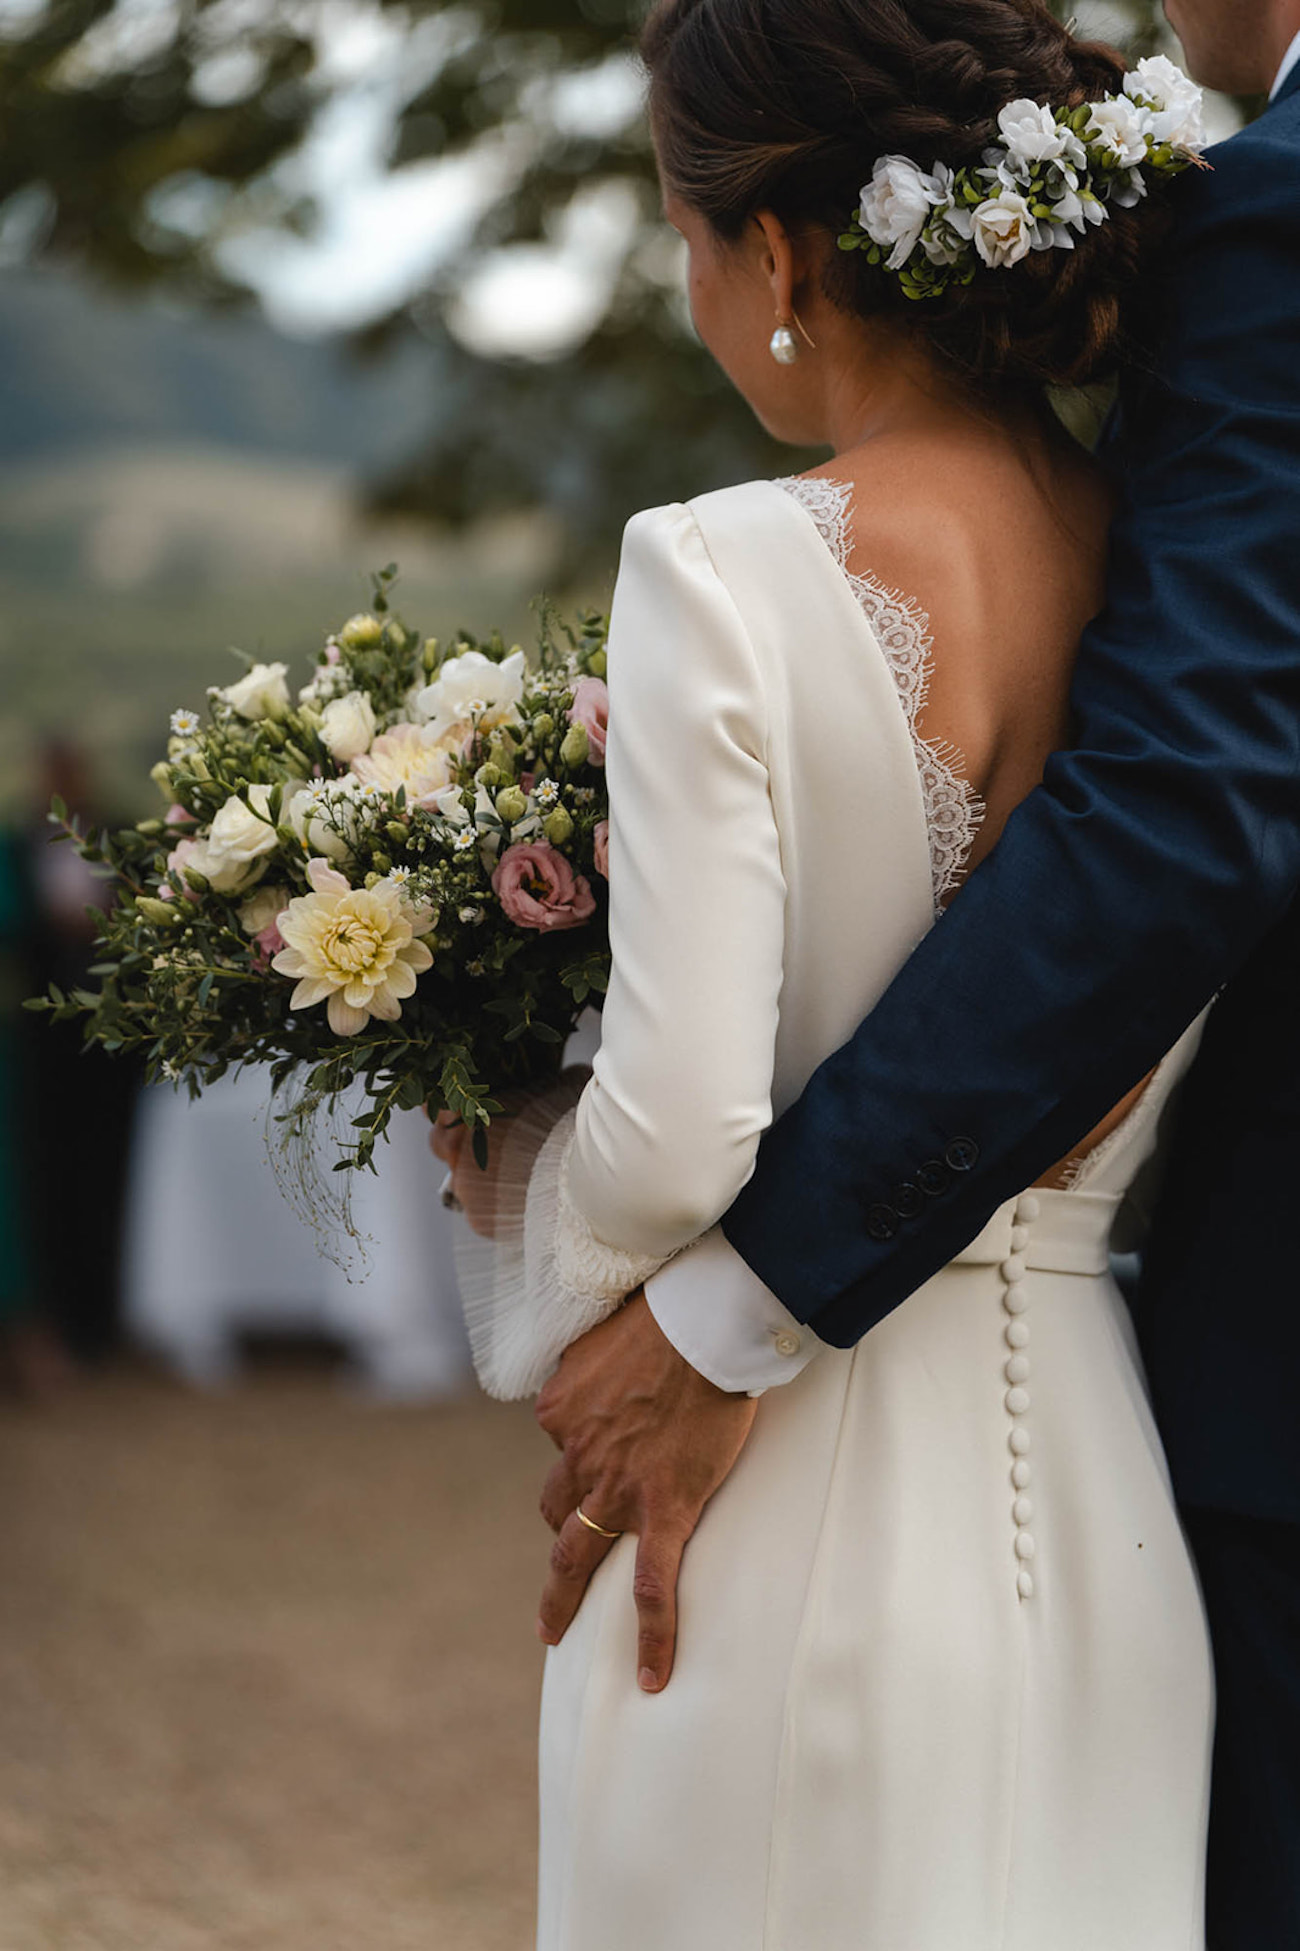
[837, 55, 1208, 301]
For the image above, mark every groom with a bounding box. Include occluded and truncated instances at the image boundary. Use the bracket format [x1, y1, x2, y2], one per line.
[535, 2, 1300, 1943]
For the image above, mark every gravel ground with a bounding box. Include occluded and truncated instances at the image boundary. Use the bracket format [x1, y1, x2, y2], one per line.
[0, 1355, 552, 1951]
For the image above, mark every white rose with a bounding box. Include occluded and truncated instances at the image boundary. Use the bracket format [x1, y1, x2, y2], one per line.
[319, 690, 377, 762]
[414, 648, 527, 743]
[286, 775, 377, 863]
[858, 156, 944, 272]
[221, 662, 291, 721]
[970, 191, 1037, 269]
[1085, 96, 1150, 169]
[996, 98, 1084, 175]
[188, 784, 280, 893]
[238, 884, 290, 936]
[1124, 55, 1206, 152]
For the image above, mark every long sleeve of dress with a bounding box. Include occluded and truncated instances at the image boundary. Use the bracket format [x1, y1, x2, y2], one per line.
[462, 501, 788, 1397]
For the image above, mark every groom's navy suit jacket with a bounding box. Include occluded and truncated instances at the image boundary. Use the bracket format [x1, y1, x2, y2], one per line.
[724, 75, 1300, 1525]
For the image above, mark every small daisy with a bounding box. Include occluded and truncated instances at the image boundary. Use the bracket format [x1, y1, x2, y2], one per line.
[453, 830, 477, 853]
[169, 708, 202, 739]
[535, 778, 560, 807]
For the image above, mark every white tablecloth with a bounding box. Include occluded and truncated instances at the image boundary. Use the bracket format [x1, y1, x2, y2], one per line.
[123, 1073, 471, 1397]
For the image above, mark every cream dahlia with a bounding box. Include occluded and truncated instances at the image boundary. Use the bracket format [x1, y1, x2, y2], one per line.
[271, 858, 434, 1036]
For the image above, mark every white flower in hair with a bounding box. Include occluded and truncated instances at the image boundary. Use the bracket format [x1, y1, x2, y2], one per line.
[996, 98, 1086, 178]
[969, 190, 1038, 269]
[1124, 54, 1206, 152]
[858, 156, 946, 271]
[1085, 95, 1150, 168]
[1111, 167, 1150, 209]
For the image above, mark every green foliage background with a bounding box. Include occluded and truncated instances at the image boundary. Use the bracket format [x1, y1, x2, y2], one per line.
[0, 0, 1180, 575]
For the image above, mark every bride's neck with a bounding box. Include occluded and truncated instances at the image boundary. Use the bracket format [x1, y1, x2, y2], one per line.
[817, 327, 1043, 461]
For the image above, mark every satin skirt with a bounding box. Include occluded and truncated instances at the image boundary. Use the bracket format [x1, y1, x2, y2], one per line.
[536, 1187, 1214, 1951]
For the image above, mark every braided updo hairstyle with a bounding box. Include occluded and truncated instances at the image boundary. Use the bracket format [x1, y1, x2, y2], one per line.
[641, 0, 1169, 389]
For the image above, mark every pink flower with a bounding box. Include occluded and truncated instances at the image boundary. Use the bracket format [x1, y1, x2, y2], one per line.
[251, 920, 286, 972]
[165, 803, 195, 827]
[324, 641, 341, 665]
[166, 837, 202, 886]
[593, 819, 610, 879]
[492, 842, 596, 932]
[568, 677, 609, 766]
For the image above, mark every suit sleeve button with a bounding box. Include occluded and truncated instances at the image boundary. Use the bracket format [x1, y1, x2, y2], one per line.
[944, 1137, 980, 1173]
[916, 1159, 951, 1197]
[773, 1330, 802, 1358]
[865, 1204, 900, 1242]
[893, 1182, 925, 1220]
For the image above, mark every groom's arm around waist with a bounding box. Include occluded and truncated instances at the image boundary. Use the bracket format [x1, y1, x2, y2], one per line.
[688, 111, 1300, 1367]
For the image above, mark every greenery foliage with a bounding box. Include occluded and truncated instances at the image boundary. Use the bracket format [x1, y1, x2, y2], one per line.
[26, 572, 611, 1172]
[0, 0, 1173, 567]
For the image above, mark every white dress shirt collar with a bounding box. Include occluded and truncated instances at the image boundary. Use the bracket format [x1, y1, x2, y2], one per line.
[1270, 28, 1300, 99]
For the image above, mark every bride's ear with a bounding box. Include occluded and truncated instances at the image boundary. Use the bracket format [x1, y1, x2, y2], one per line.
[752, 209, 798, 320]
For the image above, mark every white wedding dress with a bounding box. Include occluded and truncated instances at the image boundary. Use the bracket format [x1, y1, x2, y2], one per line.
[468, 477, 1214, 1950]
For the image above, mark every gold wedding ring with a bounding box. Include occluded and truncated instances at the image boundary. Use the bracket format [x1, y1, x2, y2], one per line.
[574, 1503, 623, 1540]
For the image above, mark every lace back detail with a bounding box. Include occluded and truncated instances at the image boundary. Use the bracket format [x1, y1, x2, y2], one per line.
[778, 475, 985, 910]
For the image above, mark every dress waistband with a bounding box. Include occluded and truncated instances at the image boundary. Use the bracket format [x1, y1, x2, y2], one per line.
[951, 1187, 1122, 1278]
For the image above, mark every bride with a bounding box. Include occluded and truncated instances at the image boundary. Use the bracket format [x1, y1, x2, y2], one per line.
[437, 0, 1215, 1943]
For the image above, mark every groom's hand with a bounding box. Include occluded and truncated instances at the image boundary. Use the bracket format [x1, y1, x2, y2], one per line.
[534, 1292, 757, 1693]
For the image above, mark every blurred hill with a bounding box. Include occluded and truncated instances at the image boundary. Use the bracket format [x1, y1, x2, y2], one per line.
[0, 270, 561, 818]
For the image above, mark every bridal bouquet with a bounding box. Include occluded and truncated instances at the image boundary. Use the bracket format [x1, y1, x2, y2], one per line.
[30, 569, 611, 1179]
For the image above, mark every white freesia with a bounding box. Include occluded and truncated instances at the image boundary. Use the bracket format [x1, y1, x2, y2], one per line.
[220, 662, 291, 722]
[970, 190, 1038, 268]
[271, 857, 434, 1037]
[1086, 95, 1150, 169]
[1111, 168, 1149, 209]
[997, 98, 1085, 175]
[429, 782, 471, 827]
[350, 721, 457, 806]
[186, 784, 280, 893]
[858, 155, 945, 270]
[1124, 54, 1206, 152]
[414, 648, 526, 742]
[319, 690, 377, 762]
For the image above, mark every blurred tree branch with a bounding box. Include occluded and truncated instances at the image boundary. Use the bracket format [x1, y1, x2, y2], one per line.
[0, 0, 1178, 571]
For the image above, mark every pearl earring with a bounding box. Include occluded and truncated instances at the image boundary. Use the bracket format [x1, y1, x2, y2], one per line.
[769, 321, 798, 365]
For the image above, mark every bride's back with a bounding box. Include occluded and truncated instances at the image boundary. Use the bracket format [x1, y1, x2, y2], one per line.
[818, 408, 1114, 886]
[807, 410, 1146, 1176]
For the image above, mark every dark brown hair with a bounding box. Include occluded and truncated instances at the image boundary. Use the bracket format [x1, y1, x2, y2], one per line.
[641, 0, 1168, 389]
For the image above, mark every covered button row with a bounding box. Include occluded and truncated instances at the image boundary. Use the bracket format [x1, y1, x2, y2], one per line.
[1005, 1190, 1040, 1598]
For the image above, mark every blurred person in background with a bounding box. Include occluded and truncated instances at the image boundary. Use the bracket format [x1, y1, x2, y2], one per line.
[25, 739, 139, 1364]
[0, 823, 73, 1395]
